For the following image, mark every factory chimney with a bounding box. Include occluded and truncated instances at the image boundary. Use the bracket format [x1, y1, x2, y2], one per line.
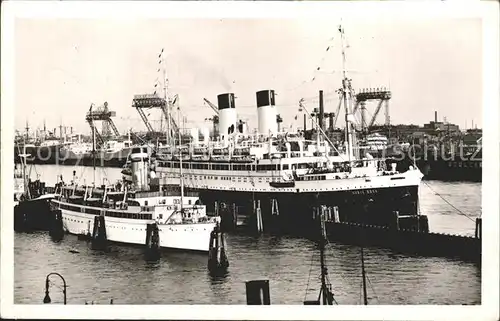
[434, 111, 438, 123]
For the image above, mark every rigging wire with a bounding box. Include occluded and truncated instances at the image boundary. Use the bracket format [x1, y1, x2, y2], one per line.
[283, 36, 337, 92]
[422, 180, 476, 222]
[359, 277, 363, 304]
[303, 252, 317, 302]
[75, 165, 88, 186]
[366, 275, 380, 304]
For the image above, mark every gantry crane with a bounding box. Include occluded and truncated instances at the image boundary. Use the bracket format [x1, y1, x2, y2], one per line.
[355, 88, 392, 133]
[85, 102, 120, 148]
[330, 86, 391, 133]
[132, 93, 179, 138]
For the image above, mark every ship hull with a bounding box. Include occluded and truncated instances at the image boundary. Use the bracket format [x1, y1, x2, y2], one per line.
[14, 198, 53, 232]
[34, 145, 62, 164]
[157, 161, 422, 233]
[416, 158, 482, 182]
[57, 148, 93, 165]
[394, 149, 482, 182]
[165, 183, 419, 235]
[57, 149, 130, 167]
[95, 147, 133, 167]
[14, 145, 37, 163]
[56, 205, 214, 252]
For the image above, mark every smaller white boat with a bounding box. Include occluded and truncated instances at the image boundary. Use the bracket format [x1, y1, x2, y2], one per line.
[52, 145, 219, 252]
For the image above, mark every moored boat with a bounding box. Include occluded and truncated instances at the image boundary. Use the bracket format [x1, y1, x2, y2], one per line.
[14, 153, 55, 232]
[51, 145, 219, 252]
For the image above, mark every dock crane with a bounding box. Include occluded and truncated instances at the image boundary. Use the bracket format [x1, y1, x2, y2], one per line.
[203, 98, 219, 116]
[132, 93, 180, 140]
[203, 98, 219, 136]
[85, 102, 120, 148]
[331, 86, 391, 133]
[355, 88, 392, 133]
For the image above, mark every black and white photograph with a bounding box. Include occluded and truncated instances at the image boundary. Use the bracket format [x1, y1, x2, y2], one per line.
[1, 1, 499, 320]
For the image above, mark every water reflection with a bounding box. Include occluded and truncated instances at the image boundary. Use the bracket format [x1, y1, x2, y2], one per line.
[144, 260, 161, 269]
[208, 270, 230, 284]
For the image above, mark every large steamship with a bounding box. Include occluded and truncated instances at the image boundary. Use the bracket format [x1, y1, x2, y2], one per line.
[155, 28, 423, 233]
[156, 91, 423, 232]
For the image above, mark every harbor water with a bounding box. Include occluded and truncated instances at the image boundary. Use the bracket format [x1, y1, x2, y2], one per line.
[14, 165, 481, 305]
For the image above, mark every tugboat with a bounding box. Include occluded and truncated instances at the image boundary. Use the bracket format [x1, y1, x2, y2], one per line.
[14, 152, 56, 232]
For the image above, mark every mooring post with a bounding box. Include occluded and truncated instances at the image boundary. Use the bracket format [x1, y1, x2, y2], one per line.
[255, 200, 263, 233]
[475, 217, 482, 239]
[232, 203, 237, 229]
[320, 206, 327, 238]
[208, 224, 229, 274]
[245, 280, 271, 305]
[145, 223, 160, 260]
[271, 199, 279, 216]
[91, 215, 108, 251]
[49, 209, 64, 241]
[333, 206, 340, 223]
[215, 201, 219, 217]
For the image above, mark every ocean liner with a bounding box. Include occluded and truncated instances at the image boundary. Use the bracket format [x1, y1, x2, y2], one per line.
[155, 26, 424, 233]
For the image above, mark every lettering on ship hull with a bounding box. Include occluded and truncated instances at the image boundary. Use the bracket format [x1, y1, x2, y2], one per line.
[351, 189, 379, 195]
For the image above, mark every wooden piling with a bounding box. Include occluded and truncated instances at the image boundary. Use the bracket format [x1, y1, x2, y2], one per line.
[208, 224, 229, 274]
[232, 203, 237, 229]
[333, 206, 340, 223]
[49, 209, 64, 241]
[475, 218, 482, 239]
[145, 223, 160, 260]
[255, 200, 263, 233]
[91, 215, 108, 251]
[271, 199, 279, 216]
[245, 280, 271, 305]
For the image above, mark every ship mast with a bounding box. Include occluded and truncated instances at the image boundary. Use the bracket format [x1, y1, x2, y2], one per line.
[91, 104, 96, 186]
[160, 48, 172, 146]
[22, 137, 29, 198]
[319, 212, 334, 305]
[339, 24, 354, 163]
[178, 105, 184, 210]
[25, 120, 30, 142]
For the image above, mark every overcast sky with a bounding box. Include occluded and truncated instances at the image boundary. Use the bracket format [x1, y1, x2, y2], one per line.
[14, 18, 482, 135]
